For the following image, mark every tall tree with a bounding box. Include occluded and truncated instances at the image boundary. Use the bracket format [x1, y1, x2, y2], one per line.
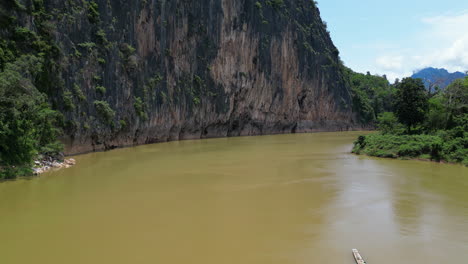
[394, 78, 428, 133]
[443, 78, 468, 128]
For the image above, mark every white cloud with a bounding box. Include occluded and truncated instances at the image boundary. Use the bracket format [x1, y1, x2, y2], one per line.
[376, 55, 404, 71]
[373, 10, 468, 82]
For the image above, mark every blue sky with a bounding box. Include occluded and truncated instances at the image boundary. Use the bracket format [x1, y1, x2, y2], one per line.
[318, 0, 468, 81]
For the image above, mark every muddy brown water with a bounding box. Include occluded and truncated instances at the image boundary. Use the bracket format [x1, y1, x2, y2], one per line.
[0, 132, 467, 263]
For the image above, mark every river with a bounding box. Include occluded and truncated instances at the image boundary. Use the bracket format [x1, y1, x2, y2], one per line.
[0, 132, 467, 263]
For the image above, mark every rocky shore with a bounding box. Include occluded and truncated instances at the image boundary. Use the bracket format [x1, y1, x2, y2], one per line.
[32, 158, 76, 175]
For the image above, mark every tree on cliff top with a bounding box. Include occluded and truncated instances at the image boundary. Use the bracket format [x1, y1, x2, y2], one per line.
[394, 78, 428, 133]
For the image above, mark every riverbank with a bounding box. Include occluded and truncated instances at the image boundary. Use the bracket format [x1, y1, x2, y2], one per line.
[63, 122, 370, 156]
[352, 134, 468, 166]
[32, 158, 76, 175]
[0, 157, 76, 180]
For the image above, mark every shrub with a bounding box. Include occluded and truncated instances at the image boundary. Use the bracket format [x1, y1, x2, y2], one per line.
[73, 48, 82, 58]
[193, 74, 204, 88]
[95, 29, 108, 45]
[377, 112, 404, 135]
[94, 100, 115, 124]
[134, 97, 148, 120]
[0, 166, 32, 180]
[13, 27, 37, 41]
[77, 42, 96, 52]
[119, 43, 137, 69]
[63, 91, 75, 111]
[119, 119, 127, 129]
[266, 0, 285, 10]
[97, 57, 106, 65]
[120, 43, 136, 57]
[353, 133, 467, 165]
[73, 83, 86, 101]
[95, 85, 106, 95]
[87, 1, 100, 23]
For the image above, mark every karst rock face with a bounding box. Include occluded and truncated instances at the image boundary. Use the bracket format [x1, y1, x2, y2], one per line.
[4, 0, 361, 154]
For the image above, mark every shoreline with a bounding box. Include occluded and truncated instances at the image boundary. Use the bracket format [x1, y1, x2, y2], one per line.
[32, 158, 77, 175]
[64, 128, 375, 157]
[352, 133, 467, 167]
[2, 130, 372, 181]
[353, 153, 464, 166]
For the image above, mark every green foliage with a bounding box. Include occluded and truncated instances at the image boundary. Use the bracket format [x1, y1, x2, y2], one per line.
[13, 26, 37, 41]
[352, 134, 466, 164]
[95, 85, 106, 95]
[95, 29, 108, 46]
[77, 42, 96, 52]
[0, 166, 32, 180]
[395, 78, 428, 132]
[119, 43, 137, 69]
[134, 97, 148, 121]
[303, 42, 316, 54]
[120, 43, 136, 57]
[119, 119, 127, 129]
[443, 78, 468, 127]
[97, 57, 106, 65]
[73, 83, 86, 101]
[351, 87, 375, 123]
[419, 77, 467, 132]
[148, 73, 163, 87]
[425, 94, 446, 131]
[0, 55, 62, 170]
[345, 68, 395, 124]
[377, 112, 404, 135]
[87, 1, 100, 24]
[0, 40, 15, 69]
[94, 100, 115, 124]
[63, 91, 75, 111]
[0, 1, 67, 178]
[73, 47, 82, 58]
[193, 74, 204, 88]
[354, 76, 466, 165]
[11, 0, 27, 11]
[266, 0, 285, 10]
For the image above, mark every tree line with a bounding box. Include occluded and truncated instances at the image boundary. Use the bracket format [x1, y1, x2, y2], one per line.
[350, 69, 467, 165]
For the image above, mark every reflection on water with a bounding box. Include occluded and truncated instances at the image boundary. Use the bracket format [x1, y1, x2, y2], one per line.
[0, 132, 467, 264]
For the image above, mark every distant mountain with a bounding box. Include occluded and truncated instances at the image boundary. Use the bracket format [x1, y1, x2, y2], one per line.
[411, 67, 466, 90]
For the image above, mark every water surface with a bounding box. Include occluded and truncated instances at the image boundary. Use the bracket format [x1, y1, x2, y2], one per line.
[0, 132, 467, 263]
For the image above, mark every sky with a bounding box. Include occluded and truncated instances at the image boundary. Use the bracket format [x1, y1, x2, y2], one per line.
[318, 0, 468, 82]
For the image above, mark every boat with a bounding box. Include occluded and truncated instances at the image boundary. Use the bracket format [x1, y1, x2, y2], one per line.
[352, 249, 366, 264]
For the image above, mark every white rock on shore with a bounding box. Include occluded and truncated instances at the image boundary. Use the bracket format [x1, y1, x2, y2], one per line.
[33, 158, 76, 175]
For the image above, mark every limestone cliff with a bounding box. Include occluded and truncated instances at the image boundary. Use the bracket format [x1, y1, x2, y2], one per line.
[2, 0, 360, 154]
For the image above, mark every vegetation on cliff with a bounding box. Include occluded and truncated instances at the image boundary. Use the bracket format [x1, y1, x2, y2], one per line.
[0, 1, 64, 179]
[0, 56, 63, 179]
[344, 68, 395, 124]
[353, 77, 468, 166]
